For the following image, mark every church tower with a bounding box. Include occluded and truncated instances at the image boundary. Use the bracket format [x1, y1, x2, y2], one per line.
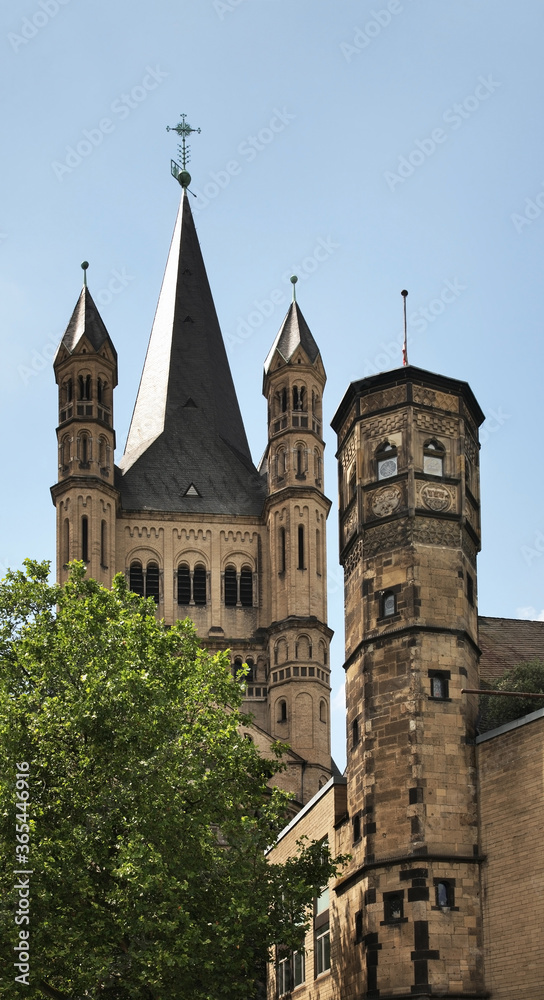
[51, 125, 334, 808]
[51, 271, 119, 586]
[263, 289, 333, 799]
[332, 365, 486, 997]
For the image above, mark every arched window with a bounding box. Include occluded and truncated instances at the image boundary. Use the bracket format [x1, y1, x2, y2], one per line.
[129, 561, 160, 603]
[130, 561, 144, 596]
[316, 528, 322, 575]
[177, 564, 191, 605]
[81, 515, 89, 562]
[100, 520, 107, 568]
[279, 526, 286, 573]
[97, 378, 105, 404]
[145, 562, 160, 604]
[64, 379, 73, 404]
[60, 435, 70, 469]
[276, 447, 287, 479]
[78, 375, 91, 400]
[296, 445, 305, 477]
[314, 448, 322, 482]
[293, 385, 306, 411]
[281, 387, 288, 413]
[245, 658, 255, 682]
[240, 567, 253, 607]
[319, 700, 326, 723]
[297, 525, 305, 570]
[193, 564, 207, 605]
[352, 718, 360, 747]
[376, 441, 398, 480]
[98, 437, 107, 468]
[278, 699, 287, 723]
[224, 566, 237, 607]
[423, 439, 445, 476]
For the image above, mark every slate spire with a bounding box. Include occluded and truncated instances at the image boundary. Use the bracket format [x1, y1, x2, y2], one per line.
[118, 190, 264, 515]
[263, 299, 321, 375]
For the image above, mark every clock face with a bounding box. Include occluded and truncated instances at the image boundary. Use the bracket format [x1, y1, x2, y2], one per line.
[378, 457, 397, 480]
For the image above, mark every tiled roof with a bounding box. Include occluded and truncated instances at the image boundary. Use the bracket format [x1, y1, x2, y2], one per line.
[478, 616, 544, 684]
[117, 190, 265, 515]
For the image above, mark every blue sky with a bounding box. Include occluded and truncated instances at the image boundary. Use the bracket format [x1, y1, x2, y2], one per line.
[1, 0, 543, 768]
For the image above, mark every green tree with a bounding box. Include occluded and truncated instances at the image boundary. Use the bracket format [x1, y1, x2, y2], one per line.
[0, 561, 346, 1000]
[480, 658, 544, 731]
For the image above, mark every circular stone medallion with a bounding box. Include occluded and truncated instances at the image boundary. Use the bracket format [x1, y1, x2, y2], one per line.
[372, 485, 401, 518]
[421, 483, 452, 512]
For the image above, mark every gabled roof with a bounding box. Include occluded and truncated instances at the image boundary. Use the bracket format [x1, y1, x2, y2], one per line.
[56, 286, 117, 362]
[117, 190, 265, 515]
[263, 301, 321, 374]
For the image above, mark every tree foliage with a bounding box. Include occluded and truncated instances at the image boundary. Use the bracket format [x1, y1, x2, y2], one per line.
[0, 561, 346, 1000]
[480, 658, 544, 731]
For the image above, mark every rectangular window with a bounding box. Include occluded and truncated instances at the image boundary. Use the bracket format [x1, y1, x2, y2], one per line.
[316, 924, 330, 975]
[277, 955, 290, 996]
[316, 885, 329, 914]
[383, 891, 404, 923]
[293, 951, 305, 987]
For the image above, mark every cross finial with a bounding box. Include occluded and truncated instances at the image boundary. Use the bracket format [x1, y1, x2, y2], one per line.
[166, 113, 201, 188]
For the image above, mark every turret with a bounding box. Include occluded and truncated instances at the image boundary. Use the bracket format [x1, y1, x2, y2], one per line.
[51, 264, 119, 584]
[262, 284, 333, 799]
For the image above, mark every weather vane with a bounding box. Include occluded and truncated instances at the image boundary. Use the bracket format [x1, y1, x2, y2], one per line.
[166, 113, 201, 189]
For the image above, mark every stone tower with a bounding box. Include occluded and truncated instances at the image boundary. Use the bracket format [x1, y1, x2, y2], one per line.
[51, 281, 119, 587]
[331, 366, 485, 997]
[51, 182, 333, 807]
[262, 298, 333, 796]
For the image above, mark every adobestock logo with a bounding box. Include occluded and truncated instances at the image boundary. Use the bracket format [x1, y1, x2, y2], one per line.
[8, 0, 72, 54]
[51, 66, 168, 181]
[385, 76, 500, 192]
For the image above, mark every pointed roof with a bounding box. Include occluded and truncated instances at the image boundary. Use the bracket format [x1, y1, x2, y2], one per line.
[56, 285, 117, 361]
[263, 301, 321, 374]
[117, 190, 265, 515]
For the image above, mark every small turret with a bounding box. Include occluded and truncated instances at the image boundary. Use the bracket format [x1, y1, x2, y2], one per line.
[51, 264, 119, 584]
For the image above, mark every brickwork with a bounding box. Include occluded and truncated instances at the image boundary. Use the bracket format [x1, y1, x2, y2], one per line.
[333, 367, 486, 997]
[478, 713, 544, 998]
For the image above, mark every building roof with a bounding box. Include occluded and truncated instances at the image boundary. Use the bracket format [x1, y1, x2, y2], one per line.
[478, 616, 544, 684]
[117, 189, 265, 515]
[263, 300, 321, 374]
[56, 285, 117, 361]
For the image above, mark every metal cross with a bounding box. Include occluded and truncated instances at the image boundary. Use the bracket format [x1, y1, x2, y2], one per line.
[166, 113, 201, 171]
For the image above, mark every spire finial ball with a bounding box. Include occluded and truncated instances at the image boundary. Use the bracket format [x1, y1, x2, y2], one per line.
[290, 275, 298, 286]
[81, 261, 89, 271]
[401, 289, 408, 297]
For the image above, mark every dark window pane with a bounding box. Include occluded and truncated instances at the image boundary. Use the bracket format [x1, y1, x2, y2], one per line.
[130, 561, 144, 596]
[225, 567, 237, 606]
[146, 562, 160, 603]
[193, 565, 207, 605]
[240, 568, 253, 606]
[177, 565, 191, 605]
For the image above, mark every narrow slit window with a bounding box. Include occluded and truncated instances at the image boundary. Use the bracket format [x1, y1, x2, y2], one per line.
[279, 526, 286, 573]
[100, 520, 107, 568]
[81, 515, 88, 562]
[63, 518, 70, 564]
[298, 525, 305, 570]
